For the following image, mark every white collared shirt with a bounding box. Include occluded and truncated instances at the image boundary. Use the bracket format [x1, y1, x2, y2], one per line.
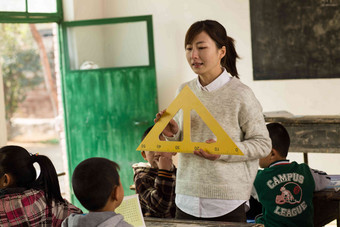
[196, 68, 231, 92]
[176, 68, 248, 218]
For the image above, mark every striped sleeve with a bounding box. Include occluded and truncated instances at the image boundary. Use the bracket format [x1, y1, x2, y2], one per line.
[134, 168, 175, 217]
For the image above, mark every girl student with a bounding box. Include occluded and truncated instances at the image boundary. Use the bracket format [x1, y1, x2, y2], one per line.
[155, 20, 271, 222]
[0, 145, 82, 226]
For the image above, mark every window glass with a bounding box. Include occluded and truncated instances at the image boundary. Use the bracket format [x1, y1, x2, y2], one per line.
[28, 0, 57, 13]
[67, 21, 149, 70]
[0, 0, 26, 12]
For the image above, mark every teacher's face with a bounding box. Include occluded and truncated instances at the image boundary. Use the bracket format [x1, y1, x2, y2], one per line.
[185, 31, 225, 80]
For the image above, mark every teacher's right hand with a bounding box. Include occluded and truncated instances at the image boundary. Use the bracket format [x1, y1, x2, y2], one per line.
[154, 109, 179, 137]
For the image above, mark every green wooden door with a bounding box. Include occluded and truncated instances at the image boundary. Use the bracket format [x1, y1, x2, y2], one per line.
[60, 16, 158, 208]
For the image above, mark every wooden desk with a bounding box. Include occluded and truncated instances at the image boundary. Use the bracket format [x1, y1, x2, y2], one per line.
[144, 217, 263, 227]
[313, 189, 340, 227]
[142, 190, 338, 227]
[264, 113, 340, 163]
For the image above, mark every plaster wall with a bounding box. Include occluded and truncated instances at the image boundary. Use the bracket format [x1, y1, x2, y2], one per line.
[60, 0, 340, 174]
[94, 0, 340, 116]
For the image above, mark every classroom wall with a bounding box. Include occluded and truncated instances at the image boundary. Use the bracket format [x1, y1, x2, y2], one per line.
[63, 0, 340, 116]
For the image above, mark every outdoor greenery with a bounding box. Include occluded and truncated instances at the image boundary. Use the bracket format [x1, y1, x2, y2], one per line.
[0, 24, 44, 122]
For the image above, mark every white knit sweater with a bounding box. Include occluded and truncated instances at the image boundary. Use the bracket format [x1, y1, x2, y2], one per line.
[172, 77, 271, 200]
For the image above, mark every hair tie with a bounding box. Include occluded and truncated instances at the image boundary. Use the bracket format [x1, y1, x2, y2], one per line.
[29, 152, 39, 162]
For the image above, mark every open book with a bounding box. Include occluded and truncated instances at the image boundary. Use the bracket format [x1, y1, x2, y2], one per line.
[115, 194, 145, 227]
[327, 175, 340, 192]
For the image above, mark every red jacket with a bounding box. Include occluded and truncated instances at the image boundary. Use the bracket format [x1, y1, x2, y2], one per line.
[0, 188, 82, 226]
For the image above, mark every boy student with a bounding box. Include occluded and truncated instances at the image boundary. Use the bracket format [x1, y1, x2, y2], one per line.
[133, 126, 176, 218]
[62, 158, 132, 227]
[253, 123, 330, 227]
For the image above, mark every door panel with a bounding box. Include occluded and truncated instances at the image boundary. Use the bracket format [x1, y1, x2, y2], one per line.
[60, 16, 158, 208]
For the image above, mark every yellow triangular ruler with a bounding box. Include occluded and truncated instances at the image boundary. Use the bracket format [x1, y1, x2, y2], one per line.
[137, 85, 243, 155]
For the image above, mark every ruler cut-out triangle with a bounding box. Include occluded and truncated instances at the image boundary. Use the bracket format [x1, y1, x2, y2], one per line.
[136, 85, 243, 155]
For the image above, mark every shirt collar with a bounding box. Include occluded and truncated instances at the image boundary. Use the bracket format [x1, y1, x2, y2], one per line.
[196, 68, 231, 92]
[269, 160, 290, 168]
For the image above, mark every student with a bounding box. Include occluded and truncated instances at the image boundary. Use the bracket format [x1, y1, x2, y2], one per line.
[253, 122, 330, 227]
[132, 126, 176, 218]
[62, 157, 132, 227]
[0, 145, 82, 227]
[155, 20, 271, 222]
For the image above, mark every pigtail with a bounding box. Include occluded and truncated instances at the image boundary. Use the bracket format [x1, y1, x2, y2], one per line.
[0, 145, 65, 208]
[29, 155, 64, 206]
[222, 36, 240, 78]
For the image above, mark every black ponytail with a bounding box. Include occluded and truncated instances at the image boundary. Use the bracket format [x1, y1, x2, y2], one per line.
[0, 145, 64, 207]
[222, 36, 239, 78]
[29, 154, 64, 206]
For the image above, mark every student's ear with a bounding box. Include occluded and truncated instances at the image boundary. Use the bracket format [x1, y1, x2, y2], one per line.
[0, 174, 12, 188]
[270, 149, 276, 156]
[141, 151, 147, 159]
[110, 186, 118, 201]
[271, 149, 281, 160]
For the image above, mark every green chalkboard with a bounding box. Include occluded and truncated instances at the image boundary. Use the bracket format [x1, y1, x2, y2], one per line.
[250, 0, 340, 80]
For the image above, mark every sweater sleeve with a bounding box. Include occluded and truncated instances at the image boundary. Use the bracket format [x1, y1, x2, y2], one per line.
[219, 89, 271, 162]
[309, 168, 331, 191]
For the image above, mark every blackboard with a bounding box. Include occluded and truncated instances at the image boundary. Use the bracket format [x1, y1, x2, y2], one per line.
[250, 0, 340, 80]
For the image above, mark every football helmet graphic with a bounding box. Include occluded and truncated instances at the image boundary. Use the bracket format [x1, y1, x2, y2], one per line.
[275, 182, 302, 205]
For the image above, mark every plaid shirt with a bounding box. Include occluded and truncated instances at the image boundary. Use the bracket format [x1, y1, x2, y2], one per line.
[0, 188, 82, 227]
[133, 163, 176, 218]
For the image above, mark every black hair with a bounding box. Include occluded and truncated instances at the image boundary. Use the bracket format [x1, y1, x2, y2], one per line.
[0, 145, 64, 206]
[72, 157, 120, 211]
[141, 126, 153, 141]
[266, 123, 290, 158]
[185, 20, 240, 78]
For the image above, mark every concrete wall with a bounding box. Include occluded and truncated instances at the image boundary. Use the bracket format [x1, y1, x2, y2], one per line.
[62, 0, 340, 116]
[0, 0, 338, 144]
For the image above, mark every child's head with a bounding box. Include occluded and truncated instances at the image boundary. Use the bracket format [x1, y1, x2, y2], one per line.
[259, 123, 291, 168]
[140, 126, 175, 169]
[0, 145, 35, 188]
[72, 157, 123, 212]
[0, 145, 63, 205]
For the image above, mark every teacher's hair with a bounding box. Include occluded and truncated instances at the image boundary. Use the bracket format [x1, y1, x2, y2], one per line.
[185, 20, 240, 78]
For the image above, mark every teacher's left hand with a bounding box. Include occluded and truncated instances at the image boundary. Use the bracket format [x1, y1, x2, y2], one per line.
[193, 139, 221, 161]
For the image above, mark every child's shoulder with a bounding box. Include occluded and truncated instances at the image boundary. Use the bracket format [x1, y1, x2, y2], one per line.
[257, 161, 310, 176]
[0, 188, 43, 200]
[288, 161, 311, 171]
[132, 162, 151, 169]
[132, 162, 157, 177]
